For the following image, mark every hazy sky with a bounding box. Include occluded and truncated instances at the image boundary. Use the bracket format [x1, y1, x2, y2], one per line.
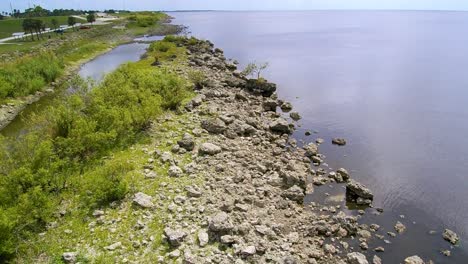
[2, 0, 468, 12]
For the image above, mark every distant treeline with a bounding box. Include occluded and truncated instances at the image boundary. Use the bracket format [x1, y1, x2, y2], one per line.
[4, 5, 130, 18]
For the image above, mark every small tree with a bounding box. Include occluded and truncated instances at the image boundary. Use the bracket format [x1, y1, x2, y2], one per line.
[242, 62, 269, 79]
[22, 18, 35, 41]
[51, 18, 58, 30]
[68, 16, 77, 31]
[86, 13, 96, 25]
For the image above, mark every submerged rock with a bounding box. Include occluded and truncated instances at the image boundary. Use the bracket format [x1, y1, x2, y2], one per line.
[443, 229, 459, 245]
[394, 221, 406, 233]
[332, 138, 347, 146]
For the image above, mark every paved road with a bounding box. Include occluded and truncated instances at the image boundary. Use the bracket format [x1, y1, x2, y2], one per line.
[0, 17, 118, 43]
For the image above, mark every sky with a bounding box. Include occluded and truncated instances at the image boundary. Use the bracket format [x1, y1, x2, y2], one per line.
[2, 0, 468, 13]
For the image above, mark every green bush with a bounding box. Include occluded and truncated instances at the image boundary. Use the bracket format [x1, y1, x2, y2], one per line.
[0, 52, 63, 99]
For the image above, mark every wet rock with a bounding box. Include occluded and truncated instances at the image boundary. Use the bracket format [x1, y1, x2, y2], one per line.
[443, 229, 459, 245]
[347, 252, 369, 264]
[269, 118, 292, 134]
[394, 221, 406, 233]
[280, 102, 293, 112]
[245, 79, 277, 97]
[177, 133, 195, 151]
[289, 112, 301, 121]
[332, 138, 347, 146]
[201, 118, 227, 134]
[346, 180, 374, 202]
[208, 212, 234, 233]
[62, 252, 77, 263]
[199, 143, 222, 155]
[303, 143, 318, 157]
[404, 256, 424, 264]
[263, 100, 278, 112]
[442, 249, 451, 257]
[282, 185, 305, 202]
[374, 247, 385, 252]
[372, 255, 382, 264]
[337, 168, 350, 181]
[164, 227, 187, 247]
[133, 192, 154, 208]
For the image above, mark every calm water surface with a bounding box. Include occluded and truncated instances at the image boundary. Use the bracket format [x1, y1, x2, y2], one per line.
[172, 11, 468, 262]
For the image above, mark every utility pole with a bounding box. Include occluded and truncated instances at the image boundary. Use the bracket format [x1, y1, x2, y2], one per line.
[9, 2, 13, 15]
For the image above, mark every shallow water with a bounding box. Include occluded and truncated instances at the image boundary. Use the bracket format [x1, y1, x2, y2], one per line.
[1, 42, 149, 137]
[171, 11, 468, 262]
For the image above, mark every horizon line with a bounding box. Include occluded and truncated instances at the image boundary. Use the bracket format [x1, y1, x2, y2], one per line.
[163, 9, 468, 12]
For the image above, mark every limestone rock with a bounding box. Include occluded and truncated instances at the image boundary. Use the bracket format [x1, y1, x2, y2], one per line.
[443, 229, 459, 245]
[199, 143, 222, 155]
[347, 252, 369, 264]
[133, 192, 154, 208]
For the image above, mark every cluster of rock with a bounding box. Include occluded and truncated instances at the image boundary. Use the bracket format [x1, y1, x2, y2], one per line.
[60, 38, 454, 264]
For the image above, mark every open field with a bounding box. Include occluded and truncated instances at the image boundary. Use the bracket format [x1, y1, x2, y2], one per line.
[0, 16, 87, 39]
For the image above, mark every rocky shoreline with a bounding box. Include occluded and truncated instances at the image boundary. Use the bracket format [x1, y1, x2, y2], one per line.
[73, 38, 425, 264]
[45, 38, 459, 263]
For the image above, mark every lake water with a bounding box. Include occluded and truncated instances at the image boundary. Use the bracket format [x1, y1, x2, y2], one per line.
[171, 11, 468, 262]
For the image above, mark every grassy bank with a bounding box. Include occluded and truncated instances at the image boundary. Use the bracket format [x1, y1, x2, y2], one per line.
[0, 12, 179, 105]
[0, 36, 195, 262]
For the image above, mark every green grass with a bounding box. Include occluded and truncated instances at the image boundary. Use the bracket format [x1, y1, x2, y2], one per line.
[0, 16, 87, 39]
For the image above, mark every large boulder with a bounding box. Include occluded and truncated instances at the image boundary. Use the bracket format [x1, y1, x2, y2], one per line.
[199, 143, 222, 155]
[303, 143, 318, 157]
[201, 118, 226, 134]
[269, 118, 292, 134]
[208, 212, 234, 233]
[177, 133, 195, 151]
[245, 79, 277, 97]
[346, 180, 374, 200]
[133, 192, 154, 208]
[282, 185, 305, 202]
[164, 227, 187, 247]
[347, 252, 369, 264]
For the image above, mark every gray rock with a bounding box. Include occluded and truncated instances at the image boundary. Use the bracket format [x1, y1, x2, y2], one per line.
[168, 165, 183, 177]
[280, 102, 293, 112]
[337, 168, 350, 181]
[269, 118, 292, 134]
[394, 221, 406, 233]
[164, 227, 187, 247]
[263, 100, 278, 112]
[208, 212, 234, 233]
[404, 256, 424, 264]
[185, 185, 202, 197]
[290, 112, 301, 121]
[177, 133, 195, 151]
[201, 118, 226, 134]
[443, 229, 459, 245]
[133, 192, 154, 208]
[245, 79, 277, 97]
[62, 252, 78, 263]
[372, 255, 382, 264]
[332, 138, 347, 146]
[346, 180, 374, 200]
[303, 143, 318, 157]
[347, 252, 369, 264]
[199, 143, 222, 155]
[198, 230, 209, 247]
[220, 235, 236, 244]
[104, 242, 122, 251]
[282, 185, 305, 202]
[241, 245, 256, 256]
